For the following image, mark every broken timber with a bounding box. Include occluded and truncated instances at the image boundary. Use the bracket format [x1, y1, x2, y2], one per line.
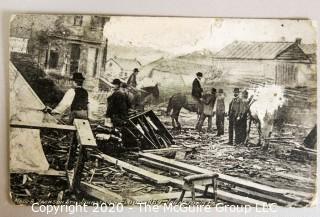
[98, 153, 170, 184]
[10, 121, 76, 131]
[139, 152, 312, 200]
[129, 192, 202, 202]
[10, 169, 66, 177]
[80, 182, 123, 203]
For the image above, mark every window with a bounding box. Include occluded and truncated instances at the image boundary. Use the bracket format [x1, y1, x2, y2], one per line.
[73, 16, 83, 26]
[49, 51, 59, 69]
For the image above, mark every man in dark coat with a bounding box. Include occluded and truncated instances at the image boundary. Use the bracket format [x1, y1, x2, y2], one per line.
[239, 90, 249, 144]
[228, 88, 242, 145]
[192, 72, 204, 116]
[106, 79, 131, 128]
[216, 89, 225, 136]
[196, 88, 217, 132]
[127, 68, 139, 88]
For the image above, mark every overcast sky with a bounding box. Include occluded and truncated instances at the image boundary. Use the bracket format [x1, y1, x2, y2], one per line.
[104, 17, 317, 55]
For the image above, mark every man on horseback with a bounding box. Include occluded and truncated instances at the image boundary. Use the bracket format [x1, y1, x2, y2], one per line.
[127, 68, 139, 88]
[228, 88, 242, 145]
[192, 72, 204, 114]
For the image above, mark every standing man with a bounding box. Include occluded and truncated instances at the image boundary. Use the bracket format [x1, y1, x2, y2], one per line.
[216, 89, 225, 136]
[51, 72, 89, 124]
[106, 79, 130, 128]
[228, 88, 242, 145]
[192, 72, 204, 116]
[239, 90, 249, 144]
[195, 88, 216, 132]
[127, 68, 139, 88]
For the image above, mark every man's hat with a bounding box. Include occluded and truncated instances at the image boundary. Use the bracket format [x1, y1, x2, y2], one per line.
[211, 88, 217, 93]
[133, 68, 139, 72]
[72, 72, 85, 81]
[196, 72, 203, 77]
[218, 89, 224, 93]
[112, 78, 121, 85]
[233, 88, 240, 93]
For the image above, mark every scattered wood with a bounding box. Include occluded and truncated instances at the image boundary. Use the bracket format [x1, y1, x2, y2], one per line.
[139, 152, 312, 199]
[73, 119, 97, 147]
[138, 158, 193, 176]
[98, 153, 170, 184]
[291, 149, 317, 161]
[80, 182, 123, 203]
[142, 147, 192, 153]
[129, 192, 202, 202]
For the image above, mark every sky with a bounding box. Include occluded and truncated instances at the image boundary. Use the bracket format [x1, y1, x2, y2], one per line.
[104, 17, 317, 55]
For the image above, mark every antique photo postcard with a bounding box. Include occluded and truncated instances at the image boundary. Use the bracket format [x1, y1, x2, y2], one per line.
[9, 14, 317, 208]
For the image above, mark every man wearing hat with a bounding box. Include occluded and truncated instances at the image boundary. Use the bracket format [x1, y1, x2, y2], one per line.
[195, 88, 217, 132]
[216, 89, 226, 136]
[192, 72, 204, 117]
[228, 88, 242, 145]
[51, 72, 89, 123]
[106, 78, 131, 128]
[127, 68, 139, 88]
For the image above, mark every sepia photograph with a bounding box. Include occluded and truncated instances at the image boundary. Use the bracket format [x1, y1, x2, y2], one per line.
[9, 14, 317, 208]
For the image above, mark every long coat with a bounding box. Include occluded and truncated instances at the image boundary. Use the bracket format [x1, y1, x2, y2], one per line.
[191, 78, 203, 100]
[228, 97, 241, 119]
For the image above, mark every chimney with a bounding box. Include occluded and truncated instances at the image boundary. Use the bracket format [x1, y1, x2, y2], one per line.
[295, 38, 302, 45]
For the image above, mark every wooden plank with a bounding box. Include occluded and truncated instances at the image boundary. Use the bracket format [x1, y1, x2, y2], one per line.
[142, 147, 192, 153]
[10, 169, 66, 177]
[80, 182, 123, 203]
[139, 152, 312, 199]
[98, 154, 170, 184]
[73, 119, 97, 147]
[138, 158, 193, 176]
[129, 192, 202, 202]
[169, 178, 267, 207]
[10, 121, 76, 131]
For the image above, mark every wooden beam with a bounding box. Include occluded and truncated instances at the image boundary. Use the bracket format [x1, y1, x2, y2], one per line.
[142, 147, 192, 153]
[73, 119, 97, 147]
[138, 158, 193, 176]
[129, 192, 202, 202]
[80, 182, 123, 203]
[98, 153, 170, 184]
[139, 152, 312, 199]
[10, 121, 76, 131]
[10, 169, 66, 177]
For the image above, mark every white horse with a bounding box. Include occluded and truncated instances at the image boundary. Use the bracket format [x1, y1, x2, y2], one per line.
[245, 85, 285, 150]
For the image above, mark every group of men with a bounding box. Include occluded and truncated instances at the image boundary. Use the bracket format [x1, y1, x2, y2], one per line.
[191, 72, 251, 145]
[49, 68, 140, 129]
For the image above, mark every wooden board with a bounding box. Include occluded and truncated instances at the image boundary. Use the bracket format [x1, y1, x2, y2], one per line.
[10, 168, 66, 177]
[98, 154, 170, 184]
[129, 192, 202, 202]
[80, 182, 123, 203]
[73, 119, 97, 147]
[142, 147, 192, 153]
[138, 158, 193, 176]
[139, 152, 312, 199]
[10, 121, 76, 131]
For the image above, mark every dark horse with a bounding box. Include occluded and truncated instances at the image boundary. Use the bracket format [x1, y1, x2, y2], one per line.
[166, 93, 198, 130]
[130, 84, 160, 111]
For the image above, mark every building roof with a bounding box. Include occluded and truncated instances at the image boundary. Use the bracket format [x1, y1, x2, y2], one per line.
[109, 57, 141, 71]
[299, 44, 317, 55]
[215, 40, 309, 61]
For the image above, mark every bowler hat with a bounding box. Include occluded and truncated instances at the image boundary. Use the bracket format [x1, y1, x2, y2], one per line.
[211, 88, 217, 93]
[112, 78, 121, 85]
[72, 72, 85, 81]
[233, 88, 240, 93]
[134, 68, 139, 72]
[196, 72, 203, 77]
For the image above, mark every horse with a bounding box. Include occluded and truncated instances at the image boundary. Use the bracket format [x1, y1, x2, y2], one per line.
[129, 79, 160, 111]
[166, 93, 198, 130]
[244, 85, 285, 150]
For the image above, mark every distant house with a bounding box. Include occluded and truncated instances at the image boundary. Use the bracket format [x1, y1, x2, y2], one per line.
[299, 43, 317, 64]
[214, 39, 315, 87]
[104, 57, 141, 80]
